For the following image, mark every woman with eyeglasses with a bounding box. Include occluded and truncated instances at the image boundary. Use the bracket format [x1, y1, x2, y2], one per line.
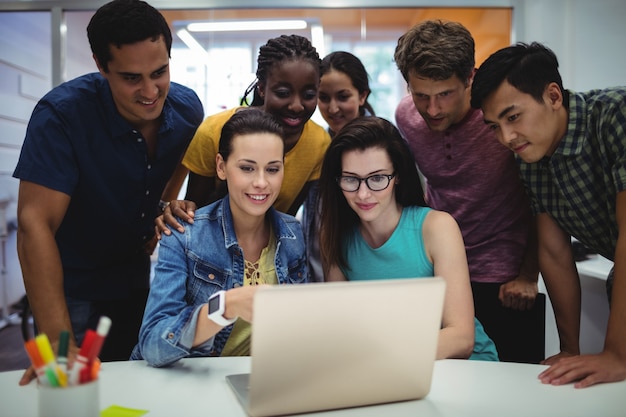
[318, 116, 498, 361]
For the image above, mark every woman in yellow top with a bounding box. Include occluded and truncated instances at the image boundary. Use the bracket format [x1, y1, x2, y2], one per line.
[161, 35, 331, 235]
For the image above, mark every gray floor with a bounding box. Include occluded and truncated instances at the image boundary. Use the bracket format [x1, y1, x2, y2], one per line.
[0, 320, 30, 373]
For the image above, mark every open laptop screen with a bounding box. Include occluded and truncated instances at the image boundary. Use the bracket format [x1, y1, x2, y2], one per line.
[227, 277, 446, 417]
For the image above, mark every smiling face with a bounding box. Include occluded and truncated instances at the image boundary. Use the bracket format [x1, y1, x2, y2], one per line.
[318, 69, 367, 135]
[482, 81, 566, 163]
[340, 147, 400, 226]
[258, 59, 319, 147]
[216, 132, 284, 221]
[96, 36, 170, 130]
[407, 73, 471, 132]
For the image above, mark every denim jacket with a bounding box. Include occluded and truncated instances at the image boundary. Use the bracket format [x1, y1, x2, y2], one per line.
[131, 197, 308, 367]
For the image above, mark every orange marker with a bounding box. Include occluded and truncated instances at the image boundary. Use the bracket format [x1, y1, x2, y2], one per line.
[24, 339, 55, 386]
[90, 359, 101, 381]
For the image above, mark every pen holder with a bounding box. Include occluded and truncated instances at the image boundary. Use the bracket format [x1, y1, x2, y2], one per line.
[38, 379, 100, 417]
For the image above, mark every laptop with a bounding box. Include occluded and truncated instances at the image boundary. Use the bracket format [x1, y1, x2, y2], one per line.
[226, 277, 446, 417]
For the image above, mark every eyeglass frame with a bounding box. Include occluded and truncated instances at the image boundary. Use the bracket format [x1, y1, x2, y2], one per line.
[335, 173, 396, 192]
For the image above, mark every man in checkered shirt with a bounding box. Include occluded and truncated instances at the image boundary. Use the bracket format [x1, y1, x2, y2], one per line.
[471, 41, 626, 388]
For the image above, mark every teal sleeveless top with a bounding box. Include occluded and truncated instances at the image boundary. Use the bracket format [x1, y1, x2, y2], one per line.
[341, 206, 498, 361]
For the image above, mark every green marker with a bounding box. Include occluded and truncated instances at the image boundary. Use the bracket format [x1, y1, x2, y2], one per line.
[57, 330, 70, 374]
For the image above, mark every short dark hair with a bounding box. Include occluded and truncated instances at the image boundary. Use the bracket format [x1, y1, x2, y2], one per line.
[241, 34, 321, 106]
[394, 20, 475, 84]
[471, 42, 566, 109]
[321, 51, 375, 116]
[318, 117, 426, 273]
[87, 0, 172, 73]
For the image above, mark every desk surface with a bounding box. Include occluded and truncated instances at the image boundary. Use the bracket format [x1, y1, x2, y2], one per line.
[1, 357, 625, 417]
[576, 254, 613, 280]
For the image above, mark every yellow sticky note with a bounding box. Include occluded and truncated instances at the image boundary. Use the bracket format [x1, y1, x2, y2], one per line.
[100, 405, 149, 417]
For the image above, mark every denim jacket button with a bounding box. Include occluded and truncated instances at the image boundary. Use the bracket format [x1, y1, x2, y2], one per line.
[208, 273, 215, 280]
[167, 332, 175, 340]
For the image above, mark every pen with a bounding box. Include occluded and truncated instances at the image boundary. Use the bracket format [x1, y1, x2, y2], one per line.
[34, 335, 62, 387]
[24, 339, 49, 385]
[57, 330, 70, 375]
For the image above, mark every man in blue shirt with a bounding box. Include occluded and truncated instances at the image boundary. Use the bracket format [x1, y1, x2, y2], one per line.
[13, 0, 203, 385]
[471, 42, 626, 388]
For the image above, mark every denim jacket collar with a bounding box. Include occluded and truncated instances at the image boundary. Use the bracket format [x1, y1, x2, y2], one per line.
[216, 197, 298, 250]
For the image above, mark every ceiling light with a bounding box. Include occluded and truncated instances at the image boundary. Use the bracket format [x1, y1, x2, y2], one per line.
[187, 19, 308, 32]
[176, 29, 209, 58]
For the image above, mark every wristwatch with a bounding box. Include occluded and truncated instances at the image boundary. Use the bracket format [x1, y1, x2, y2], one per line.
[158, 199, 170, 212]
[207, 290, 236, 327]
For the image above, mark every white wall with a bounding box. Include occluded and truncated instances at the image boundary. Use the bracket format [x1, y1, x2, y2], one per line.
[0, 12, 51, 316]
[0, 12, 51, 219]
[514, 0, 626, 90]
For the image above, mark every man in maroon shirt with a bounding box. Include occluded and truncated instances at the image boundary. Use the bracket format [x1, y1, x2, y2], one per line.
[394, 20, 542, 363]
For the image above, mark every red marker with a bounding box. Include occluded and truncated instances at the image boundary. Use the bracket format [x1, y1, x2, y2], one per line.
[69, 329, 96, 385]
[87, 316, 112, 366]
[80, 316, 112, 383]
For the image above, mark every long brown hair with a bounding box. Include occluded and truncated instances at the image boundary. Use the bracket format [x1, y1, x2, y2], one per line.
[318, 117, 426, 274]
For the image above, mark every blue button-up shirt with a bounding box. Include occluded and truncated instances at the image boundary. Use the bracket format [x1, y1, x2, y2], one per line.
[13, 72, 204, 299]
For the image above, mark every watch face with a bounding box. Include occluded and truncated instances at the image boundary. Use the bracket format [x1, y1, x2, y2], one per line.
[208, 294, 221, 314]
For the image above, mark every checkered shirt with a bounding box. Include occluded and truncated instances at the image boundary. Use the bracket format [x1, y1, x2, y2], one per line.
[518, 87, 626, 261]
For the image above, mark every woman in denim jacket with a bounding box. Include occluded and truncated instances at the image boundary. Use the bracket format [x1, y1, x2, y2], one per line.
[131, 109, 308, 367]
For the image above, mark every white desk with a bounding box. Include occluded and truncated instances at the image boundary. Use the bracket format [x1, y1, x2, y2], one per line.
[1, 357, 624, 417]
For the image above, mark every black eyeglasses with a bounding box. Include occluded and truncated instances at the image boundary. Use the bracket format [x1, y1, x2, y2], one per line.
[336, 173, 396, 192]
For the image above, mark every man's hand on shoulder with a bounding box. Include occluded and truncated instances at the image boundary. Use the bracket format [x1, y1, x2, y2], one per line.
[154, 200, 197, 238]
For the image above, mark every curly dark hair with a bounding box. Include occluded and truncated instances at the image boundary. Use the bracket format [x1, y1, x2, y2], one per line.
[240, 34, 321, 106]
